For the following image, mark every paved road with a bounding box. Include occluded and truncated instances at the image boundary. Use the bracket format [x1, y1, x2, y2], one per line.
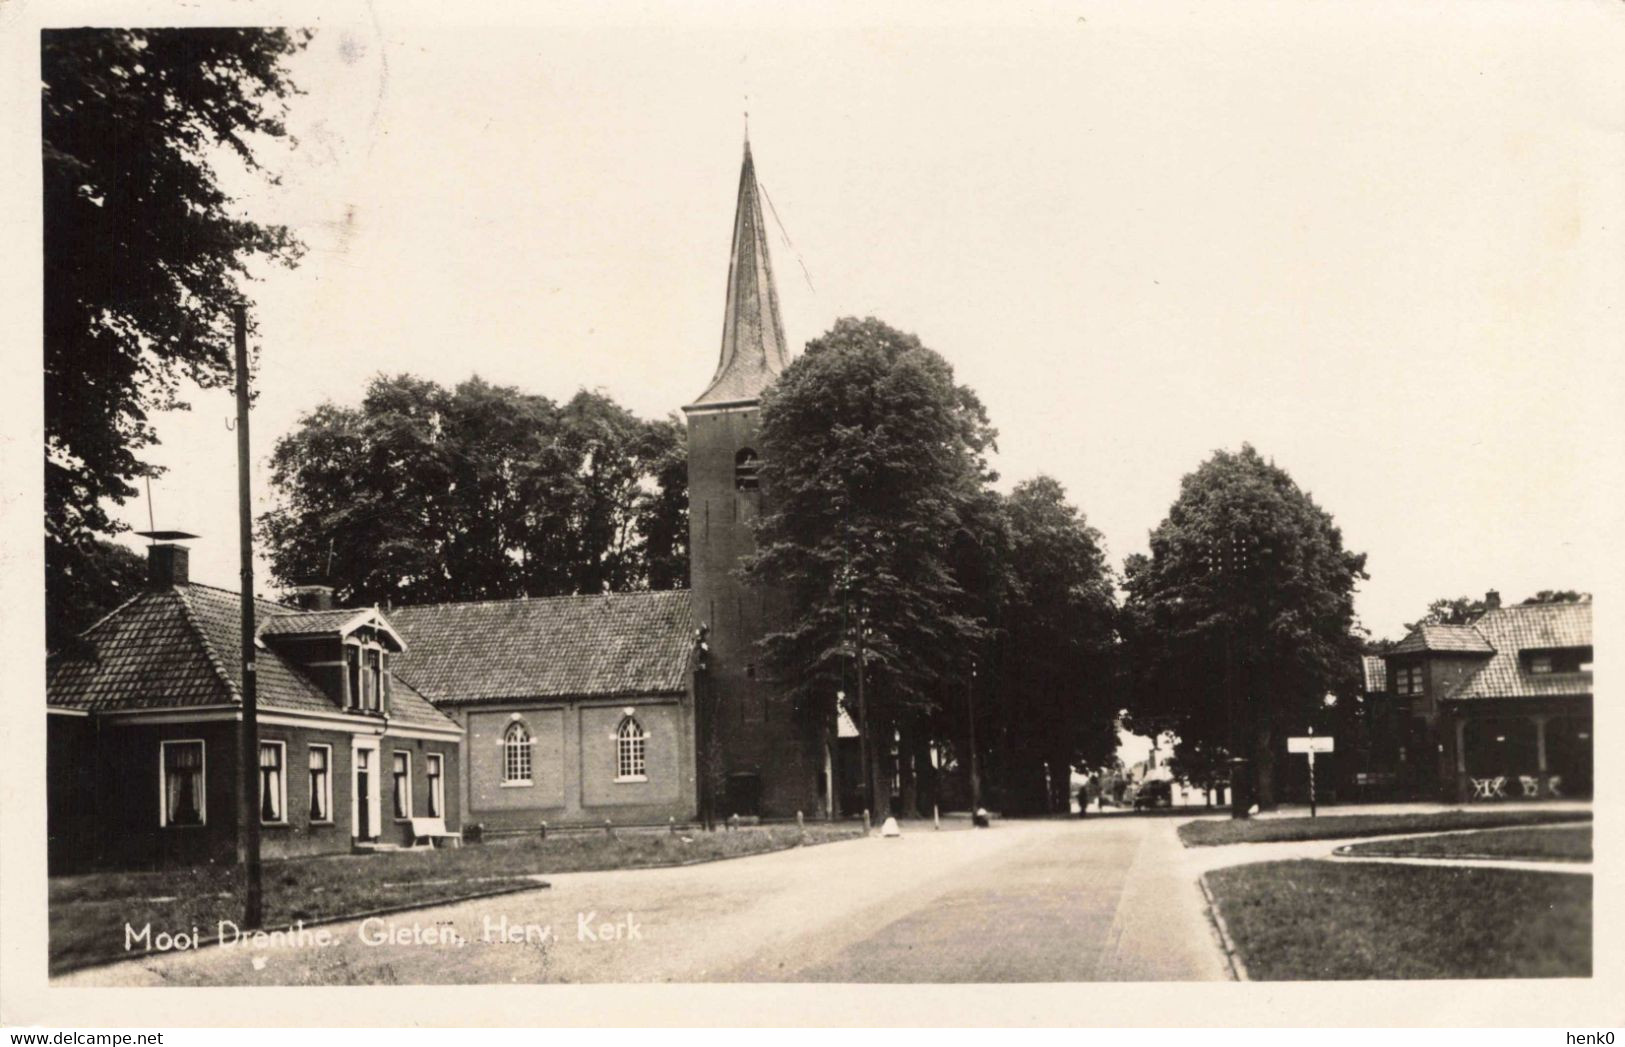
[58, 817, 1227, 985]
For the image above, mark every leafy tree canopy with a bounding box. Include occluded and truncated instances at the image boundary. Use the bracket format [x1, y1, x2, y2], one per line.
[44, 28, 309, 649]
[747, 317, 996, 722]
[260, 374, 686, 606]
[1120, 445, 1366, 806]
[988, 475, 1120, 811]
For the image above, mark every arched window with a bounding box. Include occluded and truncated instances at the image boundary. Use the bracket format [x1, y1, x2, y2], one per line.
[734, 448, 760, 491]
[503, 721, 533, 784]
[616, 716, 647, 780]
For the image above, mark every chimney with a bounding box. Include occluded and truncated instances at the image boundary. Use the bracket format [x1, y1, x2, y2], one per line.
[287, 585, 336, 612]
[1485, 589, 1501, 611]
[146, 543, 190, 588]
[136, 531, 198, 589]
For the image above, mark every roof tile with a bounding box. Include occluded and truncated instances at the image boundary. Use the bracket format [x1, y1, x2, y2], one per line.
[389, 591, 694, 704]
[48, 584, 457, 732]
[1445, 601, 1592, 701]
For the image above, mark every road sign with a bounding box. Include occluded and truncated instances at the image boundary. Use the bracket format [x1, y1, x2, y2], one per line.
[1289, 734, 1335, 816]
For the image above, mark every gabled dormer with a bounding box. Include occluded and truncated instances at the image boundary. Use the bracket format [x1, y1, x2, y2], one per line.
[259, 607, 409, 716]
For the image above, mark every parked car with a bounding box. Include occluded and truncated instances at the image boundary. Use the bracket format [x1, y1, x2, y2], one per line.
[1132, 779, 1173, 810]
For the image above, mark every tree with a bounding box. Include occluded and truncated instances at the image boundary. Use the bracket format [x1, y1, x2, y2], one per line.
[44, 28, 309, 649]
[746, 317, 997, 819]
[1120, 445, 1366, 808]
[260, 374, 687, 605]
[47, 540, 148, 655]
[1522, 590, 1588, 606]
[1404, 595, 1487, 632]
[987, 477, 1119, 814]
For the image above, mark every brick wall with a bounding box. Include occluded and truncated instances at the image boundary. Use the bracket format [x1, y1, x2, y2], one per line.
[457, 696, 696, 830]
[55, 718, 463, 868]
[687, 405, 824, 818]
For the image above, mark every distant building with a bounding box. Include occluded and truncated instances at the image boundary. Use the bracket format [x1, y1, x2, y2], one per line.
[1364, 592, 1592, 802]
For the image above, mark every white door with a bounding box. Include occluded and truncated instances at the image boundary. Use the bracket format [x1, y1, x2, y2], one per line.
[352, 739, 381, 840]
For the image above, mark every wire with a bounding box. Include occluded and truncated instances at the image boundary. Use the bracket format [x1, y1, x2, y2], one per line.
[759, 180, 816, 295]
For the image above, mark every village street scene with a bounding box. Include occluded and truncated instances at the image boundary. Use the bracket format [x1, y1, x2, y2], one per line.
[31, 8, 1606, 998]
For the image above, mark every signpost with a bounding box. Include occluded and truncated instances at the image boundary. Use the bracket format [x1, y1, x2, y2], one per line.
[1287, 729, 1335, 817]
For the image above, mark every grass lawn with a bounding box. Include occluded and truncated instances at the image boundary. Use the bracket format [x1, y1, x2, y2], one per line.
[1204, 859, 1590, 979]
[1340, 825, 1592, 863]
[1179, 808, 1590, 847]
[49, 822, 860, 975]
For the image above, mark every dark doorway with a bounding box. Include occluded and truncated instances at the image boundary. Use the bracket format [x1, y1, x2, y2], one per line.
[724, 772, 762, 818]
[356, 749, 372, 839]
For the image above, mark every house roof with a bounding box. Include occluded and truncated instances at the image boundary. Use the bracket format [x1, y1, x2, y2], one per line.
[388, 590, 695, 705]
[1389, 622, 1495, 655]
[1443, 600, 1593, 701]
[687, 141, 789, 408]
[47, 584, 455, 731]
[258, 606, 407, 651]
[1361, 655, 1387, 694]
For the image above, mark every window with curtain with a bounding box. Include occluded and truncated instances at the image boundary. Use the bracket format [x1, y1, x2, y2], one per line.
[162, 740, 205, 826]
[259, 742, 285, 823]
[366, 649, 383, 710]
[309, 746, 331, 822]
[426, 753, 443, 818]
[617, 716, 647, 780]
[503, 721, 532, 784]
[392, 751, 410, 819]
[346, 645, 361, 708]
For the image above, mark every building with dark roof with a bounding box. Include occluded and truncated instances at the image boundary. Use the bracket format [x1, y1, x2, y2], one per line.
[682, 139, 829, 821]
[1364, 591, 1592, 803]
[388, 592, 700, 830]
[47, 542, 463, 870]
[46, 139, 834, 866]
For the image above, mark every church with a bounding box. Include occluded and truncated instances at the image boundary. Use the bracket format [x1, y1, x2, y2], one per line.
[358, 138, 828, 829]
[396, 138, 829, 827]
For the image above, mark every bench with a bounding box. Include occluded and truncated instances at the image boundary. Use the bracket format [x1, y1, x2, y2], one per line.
[408, 816, 462, 848]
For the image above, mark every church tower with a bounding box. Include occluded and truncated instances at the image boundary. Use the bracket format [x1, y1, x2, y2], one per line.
[684, 141, 822, 819]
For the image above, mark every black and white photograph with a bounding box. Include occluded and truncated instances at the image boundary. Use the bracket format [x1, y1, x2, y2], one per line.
[3, 0, 1622, 1031]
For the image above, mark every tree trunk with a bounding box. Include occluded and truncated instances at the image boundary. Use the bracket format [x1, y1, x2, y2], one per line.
[899, 719, 918, 817]
[869, 713, 892, 821]
[1253, 718, 1277, 810]
[912, 728, 936, 816]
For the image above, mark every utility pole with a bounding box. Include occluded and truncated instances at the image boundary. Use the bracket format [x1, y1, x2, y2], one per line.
[694, 626, 714, 832]
[855, 602, 873, 819]
[966, 662, 983, 812]
[233, 302, 263, 928]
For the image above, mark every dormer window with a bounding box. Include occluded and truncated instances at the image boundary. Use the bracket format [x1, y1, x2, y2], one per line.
[735, 448, 760, 491]
[1529, 654, 1553, 675]
[346, 641, 388, 712]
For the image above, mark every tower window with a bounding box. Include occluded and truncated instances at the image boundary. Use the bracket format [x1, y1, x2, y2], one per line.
[735, 449, 760, 491]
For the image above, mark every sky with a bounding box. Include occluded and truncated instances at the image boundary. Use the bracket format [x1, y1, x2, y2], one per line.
[98, 0, 1625, 642]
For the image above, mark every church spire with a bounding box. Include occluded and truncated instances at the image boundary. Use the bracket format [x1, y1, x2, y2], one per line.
[689, 140, 789, 408]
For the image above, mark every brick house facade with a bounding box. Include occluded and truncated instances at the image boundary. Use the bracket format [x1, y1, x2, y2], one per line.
[46, 544, 463, 871]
